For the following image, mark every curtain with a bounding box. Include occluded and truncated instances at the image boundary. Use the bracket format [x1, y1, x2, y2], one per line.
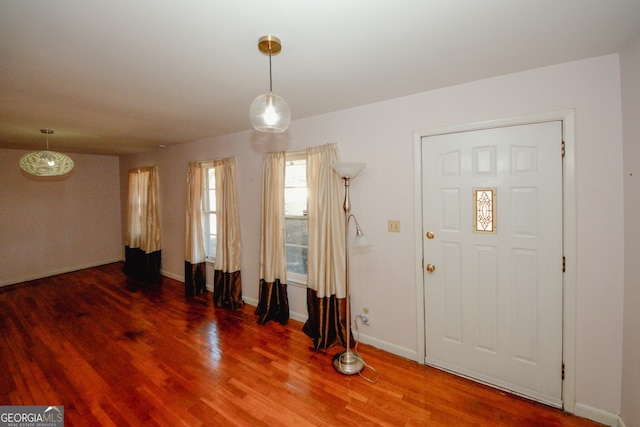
[213, 157, 243, 309]
[302, 143, 347, 350]
[185, 162, 207, 297]
[255, 151, 290, 325]
[124, 166, 162, 282]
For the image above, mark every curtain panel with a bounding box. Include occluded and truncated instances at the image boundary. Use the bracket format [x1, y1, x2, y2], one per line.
[255, 151, 290, 325]
[185, 163, 207, 296]
[302, 143, 347, 350]
[124, 166, 162, 282]
[213, 157, 244, 309]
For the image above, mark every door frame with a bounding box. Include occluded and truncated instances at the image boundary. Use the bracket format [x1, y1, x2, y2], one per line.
[413, 110, 576, 413]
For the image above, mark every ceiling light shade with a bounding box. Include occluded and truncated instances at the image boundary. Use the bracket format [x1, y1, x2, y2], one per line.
[250, 35, 291, 133]
[19, 129, 74, 176]
[331, 162, 366, 179]
[353, 225, 372, 248]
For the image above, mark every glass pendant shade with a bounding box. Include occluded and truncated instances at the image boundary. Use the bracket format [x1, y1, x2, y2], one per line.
[20, 130, 74, 176]
[250, 91, 291, 133]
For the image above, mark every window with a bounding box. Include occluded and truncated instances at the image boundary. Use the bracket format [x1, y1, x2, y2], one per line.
[203, 165, 217, 261]
[285, 152, 308, 283]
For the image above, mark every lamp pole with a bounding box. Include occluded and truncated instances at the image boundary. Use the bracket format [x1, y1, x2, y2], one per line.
[332, 174, 365, 375]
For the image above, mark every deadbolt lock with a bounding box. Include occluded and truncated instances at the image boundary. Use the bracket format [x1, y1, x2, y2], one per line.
[426, 231, 435, 239]
[426, 264, 436, 273]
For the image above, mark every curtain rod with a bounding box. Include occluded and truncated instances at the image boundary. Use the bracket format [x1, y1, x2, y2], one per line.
[190, 157, 236, 167]
[129, 166, 156, 173]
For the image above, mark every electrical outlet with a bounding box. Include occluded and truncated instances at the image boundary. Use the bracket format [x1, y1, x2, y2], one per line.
[388, 220, 400, 233]
[361, 307, 371, 325]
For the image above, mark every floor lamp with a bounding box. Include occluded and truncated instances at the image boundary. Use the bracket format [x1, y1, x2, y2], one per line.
[331, 162, 370, 375]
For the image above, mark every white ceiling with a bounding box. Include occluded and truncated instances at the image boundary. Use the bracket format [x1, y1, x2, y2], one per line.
[1, 0, 639, 155]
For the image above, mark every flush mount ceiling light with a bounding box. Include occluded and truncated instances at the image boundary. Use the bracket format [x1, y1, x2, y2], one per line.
[19, 129, 74, 176]
[249, 35, 291, 133]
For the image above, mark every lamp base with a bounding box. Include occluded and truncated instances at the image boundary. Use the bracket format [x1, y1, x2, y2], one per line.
[332, 350, 364, 375]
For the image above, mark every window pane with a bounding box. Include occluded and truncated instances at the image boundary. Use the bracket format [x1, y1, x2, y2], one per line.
[208, 214, 217, 232]
[206, 234, 217, 259]
[285, 218, 308, 245]
[285, 162, 306, 186]
[286, 246, 308, 275]
[284, 188, 307, 216]
[207, 169, 215, 189]
[208, 190, 216, 211]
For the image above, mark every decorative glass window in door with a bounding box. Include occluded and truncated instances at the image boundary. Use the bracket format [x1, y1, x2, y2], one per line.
[474, 188, 496, 234]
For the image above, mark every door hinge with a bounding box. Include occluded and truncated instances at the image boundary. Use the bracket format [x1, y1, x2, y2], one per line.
[562, 362, 565, 380]
[562, 256, 566, 273]
[561, 140, 566, 158]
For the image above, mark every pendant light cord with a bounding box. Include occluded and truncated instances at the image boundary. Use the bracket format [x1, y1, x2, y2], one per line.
[268, 46, 273, 92]
[41, 129, 54, 150]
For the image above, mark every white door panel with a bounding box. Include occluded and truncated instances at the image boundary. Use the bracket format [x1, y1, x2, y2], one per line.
[422, 121, 563, 407]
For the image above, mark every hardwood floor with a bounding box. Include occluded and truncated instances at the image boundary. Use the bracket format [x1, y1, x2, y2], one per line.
[0, 263, 602, 426]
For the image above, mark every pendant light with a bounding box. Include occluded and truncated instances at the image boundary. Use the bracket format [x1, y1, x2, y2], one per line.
[19, 129, 74, 176]
[249, 35, 291, 133]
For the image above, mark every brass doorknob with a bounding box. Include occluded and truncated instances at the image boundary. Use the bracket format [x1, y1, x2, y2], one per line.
[426, 231, 435, 239]
[426, 264, 436, 272]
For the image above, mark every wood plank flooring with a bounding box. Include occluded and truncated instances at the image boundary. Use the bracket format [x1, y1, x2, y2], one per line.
[0, 263, 602, 426]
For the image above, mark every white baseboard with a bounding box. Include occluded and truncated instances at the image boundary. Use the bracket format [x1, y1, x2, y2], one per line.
[243, 296, 258, 307]
[289, 308, 308, 324]
[0, 258, 123, 287]
[160, 269, 183, 282]
[352, 330, 418, 362]
[574, 403, 621, 427]
[242, 298, 418, 362]
[241, 298, 309, 324]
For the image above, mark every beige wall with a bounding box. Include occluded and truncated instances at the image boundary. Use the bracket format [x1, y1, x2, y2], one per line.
[620, 36, 640, 427]
[120, 54, 626, 421]
[0, 150, 122, 286]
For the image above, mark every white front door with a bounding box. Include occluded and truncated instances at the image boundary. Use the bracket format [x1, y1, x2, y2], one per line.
[422, 121, 564, 407]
